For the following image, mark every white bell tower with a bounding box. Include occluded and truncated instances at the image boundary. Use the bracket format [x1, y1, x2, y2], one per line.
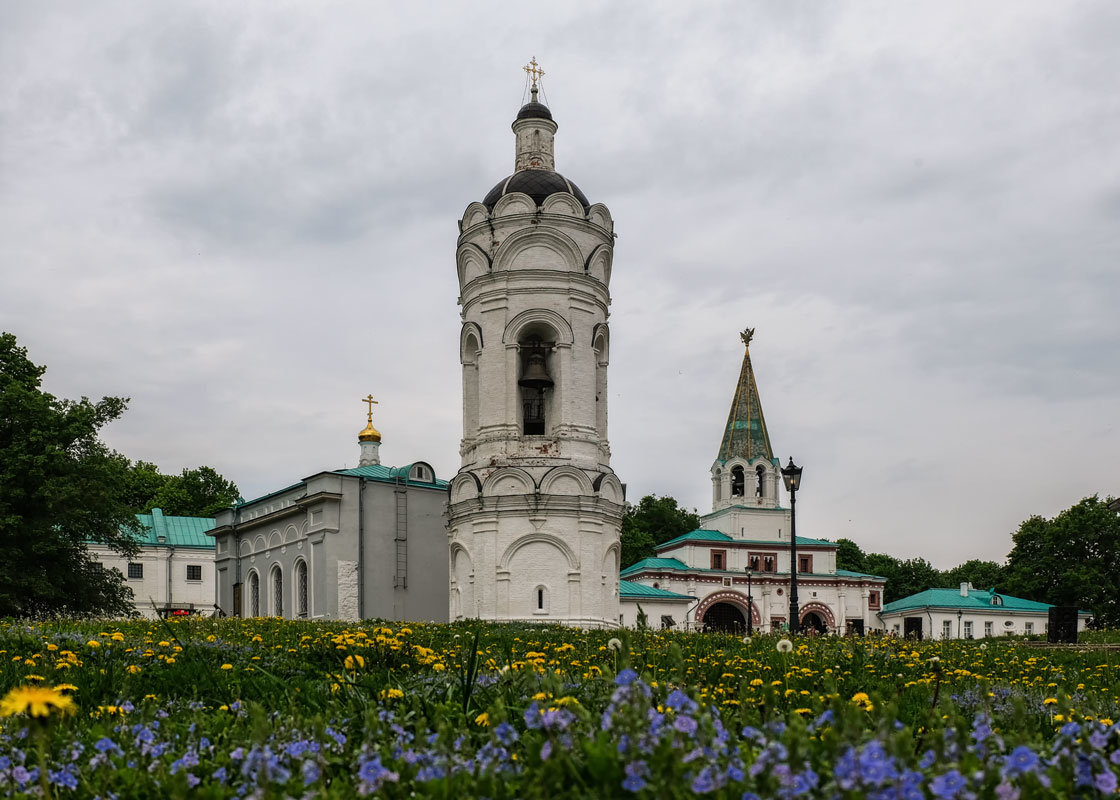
[446, 62, 624, 628]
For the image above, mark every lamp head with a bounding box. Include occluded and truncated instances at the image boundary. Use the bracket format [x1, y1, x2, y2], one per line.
[781, 457, 803, 491]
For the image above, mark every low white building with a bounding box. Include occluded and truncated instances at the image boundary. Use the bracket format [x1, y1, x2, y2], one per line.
[878, 583, 1092, 639]
[89, 508, 216, 618]
[620, 332, 886, 633]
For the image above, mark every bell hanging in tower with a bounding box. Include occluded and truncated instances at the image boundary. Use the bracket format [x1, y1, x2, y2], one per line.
[518, 346, 554, 390]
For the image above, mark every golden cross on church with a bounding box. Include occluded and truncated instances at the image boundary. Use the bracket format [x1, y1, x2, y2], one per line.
[362, 394, 378, 423]
[524, 57, 545, 88]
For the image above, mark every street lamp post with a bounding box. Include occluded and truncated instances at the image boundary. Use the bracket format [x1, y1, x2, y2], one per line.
[744, 565, 753, 636]
[781, 457, 803, 635]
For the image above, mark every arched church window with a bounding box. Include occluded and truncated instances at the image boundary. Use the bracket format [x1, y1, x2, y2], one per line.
[756, 465, 766, 497]
[271, 566, 283, 618]
[731, 466, 745, 497]
[296, 560, 308, 618]
[247, 572, 259, 617]
[534, 584, 549, 614]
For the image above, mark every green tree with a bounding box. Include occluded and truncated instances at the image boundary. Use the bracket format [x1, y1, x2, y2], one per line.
[0, 332, 138, 617]
[620, 495, 700, 568]
[1003, 496, 1120, 627]
[121, 461, 240, 517]
[834, 538, 867, 573]
[861, 553, 943, 603]
[942, 559, 1004, 592]
[147, 465, 240, 517]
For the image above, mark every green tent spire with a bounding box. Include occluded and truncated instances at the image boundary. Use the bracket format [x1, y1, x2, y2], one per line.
[716, 328, 775, 464]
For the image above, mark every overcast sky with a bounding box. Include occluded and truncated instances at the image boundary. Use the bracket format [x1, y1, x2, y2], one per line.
[3, 2, 1118, 568]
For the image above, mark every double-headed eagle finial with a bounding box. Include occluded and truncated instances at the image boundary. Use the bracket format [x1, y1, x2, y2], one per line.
[740, 328, 755, 347]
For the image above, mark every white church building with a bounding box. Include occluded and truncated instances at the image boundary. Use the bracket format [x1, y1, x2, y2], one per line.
[446, 66, 626, 628]
[620, 332, 887, 633]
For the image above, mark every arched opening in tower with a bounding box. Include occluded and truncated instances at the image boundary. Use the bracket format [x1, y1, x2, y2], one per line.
[731, 465, 745, 497]
[518, 334, 555, 436]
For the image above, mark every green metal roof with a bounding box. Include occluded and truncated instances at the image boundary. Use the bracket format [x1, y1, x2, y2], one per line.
[129, 509, 215, 549]
[717, 336, 776, 465]
[657, 529, 734, 548]
[835, 568, 887, 580]
[882, 588, 1060, 615]
[656, 530, 834, 551]
[335, 463, 448, 489]
[619, 580, 694, 601]
[620, 557, 690, 577]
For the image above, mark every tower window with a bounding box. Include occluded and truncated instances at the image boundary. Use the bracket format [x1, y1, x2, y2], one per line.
[731, 466, 745, 497]
[518, 337, 553, 436]
[756, 465, 766, 497]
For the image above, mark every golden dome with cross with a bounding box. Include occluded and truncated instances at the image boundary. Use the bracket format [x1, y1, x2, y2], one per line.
[359, 394, 381, 442]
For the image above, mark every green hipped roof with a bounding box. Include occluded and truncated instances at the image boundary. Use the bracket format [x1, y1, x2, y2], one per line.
[128, 509, 215, 549]
[717, 335, 775, 465]
[835, 568, 887, 580]
[619, 580, 694, 602]
[620, 557, 690, 577]
[881, 588, 1068, 615]
[237, 463, 449, 508]
[656, 529, 835, 550]
[658, 529, 734, 547]
[334, 463, 448, 488]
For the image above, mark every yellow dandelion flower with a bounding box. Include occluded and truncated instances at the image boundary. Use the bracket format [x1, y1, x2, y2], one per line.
[379, 688, 404, 701]
[25, 674, 44, 682]
[344, 655, 365, 671]
[475, 712, 491, 727]
[86, 640, 100, 648]
[220, 663, 233, 670]
[1043, 697, 1058, 706]
[126, 665, 142, 675]
[0, 685, 76, 718]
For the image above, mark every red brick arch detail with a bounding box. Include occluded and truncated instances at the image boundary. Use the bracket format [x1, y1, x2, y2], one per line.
[694, 590, 760, 626]
[799, 602, 835, 629]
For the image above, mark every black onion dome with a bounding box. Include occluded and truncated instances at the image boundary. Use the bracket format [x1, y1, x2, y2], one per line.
[483, 171, 590, 212]
[516, 101, 553, 121]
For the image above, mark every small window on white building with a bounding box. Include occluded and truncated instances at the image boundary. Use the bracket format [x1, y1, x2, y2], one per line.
[127, 563, 143, 579]
[722, 577, 732, 587]
[186, 564, 202, 582]
[964, 621, 973, 639]
[534, 585, 548, 614]
[984, 621, 993, 637]
[943, 620, 952, 639]
[410, 464, 429, 482]
[1025, 622, 1034, 635]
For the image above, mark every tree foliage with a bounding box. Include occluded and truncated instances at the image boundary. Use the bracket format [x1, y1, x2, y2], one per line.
[620, 495, 700, 568]
[1003, 496, 1120, 627]
[123, 461, 240, 517]
[0, 332, 138, 617]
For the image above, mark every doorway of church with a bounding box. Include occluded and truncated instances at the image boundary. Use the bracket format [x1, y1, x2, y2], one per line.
[904, 617, 923, 640]
[703, 602, 746, 633]
[801, 611, 828, 635]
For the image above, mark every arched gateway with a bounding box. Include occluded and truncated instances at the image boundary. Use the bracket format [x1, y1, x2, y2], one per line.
[695, 590, 761, 632]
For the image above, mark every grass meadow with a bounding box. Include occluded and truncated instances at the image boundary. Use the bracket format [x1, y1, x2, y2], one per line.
[1, 618, 1119, 797]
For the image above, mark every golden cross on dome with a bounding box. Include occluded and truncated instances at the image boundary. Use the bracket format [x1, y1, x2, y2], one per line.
[524, 57, 545, 88]
[362, 394, 379, 422]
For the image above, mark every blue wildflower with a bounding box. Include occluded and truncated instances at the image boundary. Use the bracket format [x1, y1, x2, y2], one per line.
[540, 740, 553, 761]
[622, 760, 648, 792]
[1001, 745, 1038, 778]
[930, 769, 966, 799]
[212, 766, 227, 783]
[673, 715, 698, 735]
[615, 668, 639, 686]
[357, 755, 399, 795]
[665, 689, 698, 715]
[1095, 771, 1118, 795]
[49, 767, 79, 791]
[691, 764, 723, 794]
[494, 722, 518, 746]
